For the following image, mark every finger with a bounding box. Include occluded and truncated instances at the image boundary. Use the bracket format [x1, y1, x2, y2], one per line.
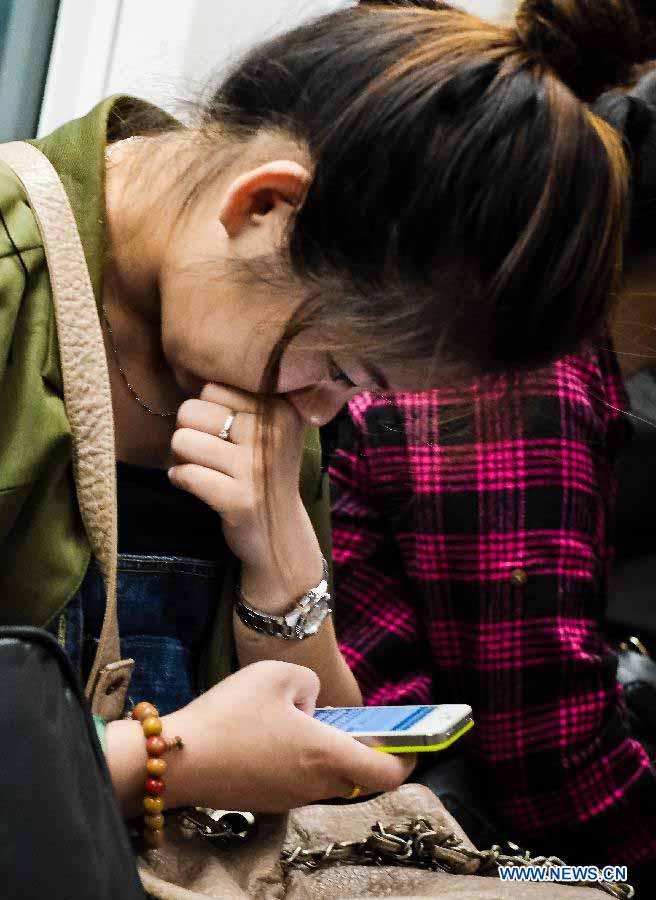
[171, 427, 245, 477]
[200, 382, 260, 414]
[177, 399, 256, 444]
[317, 722, 418, 794]
[282, 664, 321, 715]
[169, 463, 243, 514]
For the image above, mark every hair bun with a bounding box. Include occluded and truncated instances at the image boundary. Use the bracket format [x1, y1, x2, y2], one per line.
[594, 78, 656, 252]
[516, 1, 656, 101]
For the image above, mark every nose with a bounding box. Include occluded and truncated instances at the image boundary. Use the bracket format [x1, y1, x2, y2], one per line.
[285, 384, 353, 427]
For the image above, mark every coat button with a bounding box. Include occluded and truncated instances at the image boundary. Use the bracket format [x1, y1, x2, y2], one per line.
[510, 568, 528, 587]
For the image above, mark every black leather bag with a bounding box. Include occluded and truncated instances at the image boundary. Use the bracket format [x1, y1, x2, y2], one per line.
[0, 627, 145, 900]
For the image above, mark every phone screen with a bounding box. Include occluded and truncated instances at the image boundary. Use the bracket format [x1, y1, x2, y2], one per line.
[314, 705, 437, 734]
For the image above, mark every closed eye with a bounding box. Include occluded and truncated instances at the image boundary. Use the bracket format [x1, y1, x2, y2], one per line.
[327, 357, 357, 389]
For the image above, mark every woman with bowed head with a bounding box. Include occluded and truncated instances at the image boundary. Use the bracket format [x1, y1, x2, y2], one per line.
[0, 0, 654, 867]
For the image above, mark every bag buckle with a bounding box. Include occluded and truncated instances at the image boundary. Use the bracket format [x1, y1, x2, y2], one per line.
[620, 636, 651, 658]
[179, 808, 255, 843]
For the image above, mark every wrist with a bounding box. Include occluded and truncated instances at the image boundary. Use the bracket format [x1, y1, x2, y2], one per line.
[240, 550, 325, 616]
[105, 713, 195, 816]
[105, 718, 148, 817]
[241, 497, 322, 598]
[157, 711, 195, 809]
[239, 503, 324, 615]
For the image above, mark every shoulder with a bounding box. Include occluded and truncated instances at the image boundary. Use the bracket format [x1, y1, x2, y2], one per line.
[346, 391, 407, 447]
[0, 160, 50, 387]
[533, 344, 628, 438]
[0, 161, 44, 258]
[347, 346, 628, 449]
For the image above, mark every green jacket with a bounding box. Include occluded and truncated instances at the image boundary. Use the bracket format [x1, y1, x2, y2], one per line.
[0, 96, 331, 686]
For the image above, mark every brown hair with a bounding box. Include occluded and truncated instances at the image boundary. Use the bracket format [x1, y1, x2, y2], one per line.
[183, 0, 656, 574]
[517, 1, 656, 102]
[199, 1, 656, 387]
[121, 2, 656, 572]
[117, 3, 656, 378]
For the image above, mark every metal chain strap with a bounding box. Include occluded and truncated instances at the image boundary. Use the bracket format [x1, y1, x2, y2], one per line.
[179, 809, 634, 898]
[280, 818, 635, 899]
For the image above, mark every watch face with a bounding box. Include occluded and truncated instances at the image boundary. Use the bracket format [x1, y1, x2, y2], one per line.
[299, 599, 331, 636]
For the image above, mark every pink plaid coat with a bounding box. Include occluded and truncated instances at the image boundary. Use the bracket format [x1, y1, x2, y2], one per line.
[330, 345, 656, 871]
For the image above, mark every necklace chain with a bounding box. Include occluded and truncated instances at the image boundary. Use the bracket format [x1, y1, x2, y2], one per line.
[102, 302, 178, 418]
[103, 138, 177, 418]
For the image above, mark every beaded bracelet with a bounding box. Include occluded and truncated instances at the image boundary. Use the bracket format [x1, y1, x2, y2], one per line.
[131, 701, 184, 848]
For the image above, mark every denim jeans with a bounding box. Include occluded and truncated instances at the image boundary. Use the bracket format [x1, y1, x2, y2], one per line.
[51, 554, 221, 716]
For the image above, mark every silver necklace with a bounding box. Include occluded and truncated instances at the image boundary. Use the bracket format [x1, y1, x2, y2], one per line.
[101, 303, 178, 418]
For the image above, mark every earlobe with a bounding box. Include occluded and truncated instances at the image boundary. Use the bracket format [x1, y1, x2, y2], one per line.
[219, 161, 310, 238]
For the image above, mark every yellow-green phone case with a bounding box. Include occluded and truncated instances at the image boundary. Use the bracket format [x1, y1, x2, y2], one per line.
[374, 717, 474, 753]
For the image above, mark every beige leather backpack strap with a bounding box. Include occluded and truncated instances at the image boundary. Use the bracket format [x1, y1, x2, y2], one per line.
[0, 141, 133, 720]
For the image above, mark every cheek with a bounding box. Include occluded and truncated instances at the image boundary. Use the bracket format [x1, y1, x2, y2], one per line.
[160, 296, 283, 393]
[159, 262, 305, 392]
[276, 356, 326, 393]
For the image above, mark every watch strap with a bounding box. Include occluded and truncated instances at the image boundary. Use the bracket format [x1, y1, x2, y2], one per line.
[235, 560, 332, 641]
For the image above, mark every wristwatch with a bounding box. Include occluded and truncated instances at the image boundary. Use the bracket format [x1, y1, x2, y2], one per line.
[235, 559, 332, 641]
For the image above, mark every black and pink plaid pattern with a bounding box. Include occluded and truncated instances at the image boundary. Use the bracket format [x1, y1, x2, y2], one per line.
[330, 345, 656, 868]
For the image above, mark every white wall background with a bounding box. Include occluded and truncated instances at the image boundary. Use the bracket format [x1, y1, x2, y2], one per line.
[39, 0, 518, 135]
[106, 0, 350, 109]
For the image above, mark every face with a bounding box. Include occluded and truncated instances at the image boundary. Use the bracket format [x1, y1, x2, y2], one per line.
[160, 265, 383, 425]
[157, 154, 398, 426]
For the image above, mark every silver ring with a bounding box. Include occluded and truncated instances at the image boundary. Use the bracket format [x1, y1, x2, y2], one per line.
[218, 411, 236, 442]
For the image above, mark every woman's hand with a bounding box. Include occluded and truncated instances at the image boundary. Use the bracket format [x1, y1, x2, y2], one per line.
[106, 661, 415, 815]
[168, 382, 360, 709]
[169, 383, 324, 608]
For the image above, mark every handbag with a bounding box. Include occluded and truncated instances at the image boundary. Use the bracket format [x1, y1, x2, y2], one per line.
[137, 783, 632, 899]
[0, 626, 145, 900]
[0, 141, 631, 900]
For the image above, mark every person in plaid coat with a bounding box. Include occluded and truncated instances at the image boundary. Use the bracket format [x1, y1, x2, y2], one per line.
[330, 345, 656, 880]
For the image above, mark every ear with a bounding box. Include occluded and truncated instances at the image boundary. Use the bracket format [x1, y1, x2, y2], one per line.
[218, 160, 310, 238]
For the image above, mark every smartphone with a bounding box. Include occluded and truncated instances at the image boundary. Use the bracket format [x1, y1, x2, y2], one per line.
[313, 704, 474, 753]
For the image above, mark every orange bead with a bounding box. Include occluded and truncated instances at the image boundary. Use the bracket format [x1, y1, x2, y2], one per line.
[144, 796, 165, 815]
[132, 702, 159, 722]
[146, 735, 167, 757]
[144, 814, 165, 831]
[144, 828, 165, 848]
[146, 758, 167, 777]
[142, 716, 162, 737]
